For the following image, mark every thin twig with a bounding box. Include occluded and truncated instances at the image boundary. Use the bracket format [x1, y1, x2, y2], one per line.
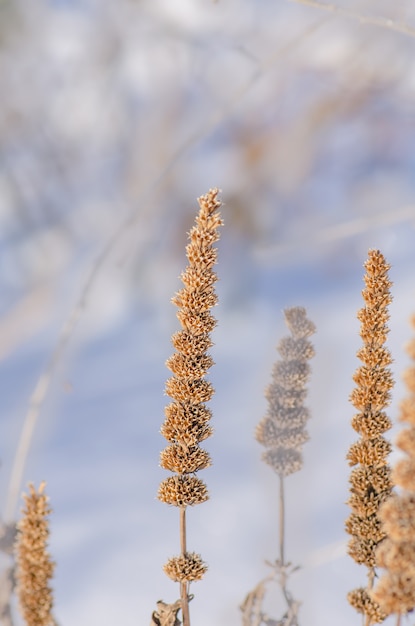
[0, 566, 15, 626]
[5, 15, 329, 523]
[278, 475, 295, 616]
[287, 0, 415, 38]
[279, 474, 285, 567]
[5, 313, 80, 523]
[257, 206, 415, 262]
[5, 189, 159, 522]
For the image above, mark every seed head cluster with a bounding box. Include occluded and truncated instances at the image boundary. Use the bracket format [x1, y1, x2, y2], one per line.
[15, 482, 54, 626]
[346, 249, 394, 623]
[164, 552, 207, 583]
[256, 307, 316, 477]
[158, 188, 222, 583]
[371, 315, 415, 616]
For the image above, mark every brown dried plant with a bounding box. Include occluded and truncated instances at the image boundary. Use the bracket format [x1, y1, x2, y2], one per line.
[15, 482, 54, 626]
[156, 189, 223, 626]
[371, 314, 415, 623]
[242, 307, 316, 626]
[346, 249, 394, 625]
[0, 520, 17, 626]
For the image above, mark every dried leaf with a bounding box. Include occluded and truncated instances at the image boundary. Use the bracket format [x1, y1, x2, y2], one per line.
[151, 600, 182, 626]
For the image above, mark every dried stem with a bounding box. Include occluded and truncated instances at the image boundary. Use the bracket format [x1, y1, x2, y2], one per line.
[287, 0, 415, 39]
[278, 473, 294, 613]
[157, 190, 222, 625]
[180, 507, 187, 555]
[244, 307, 315, 626]
[279, 474, 285, 567]
[180, 507, 190, 626]
[346, 249, 394, 624]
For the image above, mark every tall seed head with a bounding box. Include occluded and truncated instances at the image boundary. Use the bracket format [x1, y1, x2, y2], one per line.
[15, 482, 54, 626]
[346, 249, 394, 623]
[256, 307, 316, 477]
[371, 315, 415, 616]
[158, 188, 222, 583]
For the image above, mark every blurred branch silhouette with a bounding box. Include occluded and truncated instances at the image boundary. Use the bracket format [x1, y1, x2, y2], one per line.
[287, 0, 415, 38]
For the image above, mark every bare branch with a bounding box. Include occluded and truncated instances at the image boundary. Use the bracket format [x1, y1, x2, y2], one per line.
[286, 0, 415, 38]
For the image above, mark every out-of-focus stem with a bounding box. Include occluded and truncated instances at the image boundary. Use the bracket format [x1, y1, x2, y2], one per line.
[364, 568, 375, 626]
[180, 507, 190, 626]
[279, 474, 292, 611]
[279, 474, 285, 566]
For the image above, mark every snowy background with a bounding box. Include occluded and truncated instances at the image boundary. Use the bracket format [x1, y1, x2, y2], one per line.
[1, 0, 415, 624]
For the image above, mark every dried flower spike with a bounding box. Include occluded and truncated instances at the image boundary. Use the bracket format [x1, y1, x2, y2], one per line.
[157, 189, 222, 626]
[346, 249, 394, 624]
[256, 306, 316, 477]
[244, 306, 315, 626]
[371, 314, 415, 617]
[15, 482, 54, 626]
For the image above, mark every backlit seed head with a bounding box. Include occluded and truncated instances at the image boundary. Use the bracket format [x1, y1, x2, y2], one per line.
[158, 475, 209, 507]
[345, 513, 385, 543]
[376, 538, 415, 575]
[348, 587, 387, 622]
[171, 331, 213, 358]
[257, 307, 315, 478]
[347, 437, 392, 467]
[392, 458, 415, 492]
[165, 377, 214, 404]
[346, 250, 394, 615]
[166, 353, 215, 379]
[160, 444, 211, 474]
[351, 411, 392, 438]
[164, 552, 207, 582]
[379, 494, 415, 542]
[371, 574, 415, 615]
[348, 465, 392, 499]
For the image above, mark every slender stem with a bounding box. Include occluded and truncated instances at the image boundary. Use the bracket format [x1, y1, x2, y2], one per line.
[278, 473, 293, 614]
[364, 568, 375, 626]
[287, 0, 415, 39]
[180, 507, 191, 626]
[279, 474, 285, 566]
[396, 614, 401, 626]
[180, 506, 187, 554]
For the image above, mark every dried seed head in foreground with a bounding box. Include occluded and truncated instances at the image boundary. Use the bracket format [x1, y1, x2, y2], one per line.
[15, 482, 54, 626]
[346, 249, 394, 623]
[371, 315, 415, 616]
[164, 552, 207, 583]
[159, 189, 222, 502]
[158, 188, 222, 588]
[256, 307, 316, 477]
[348, 588, 386, 624]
